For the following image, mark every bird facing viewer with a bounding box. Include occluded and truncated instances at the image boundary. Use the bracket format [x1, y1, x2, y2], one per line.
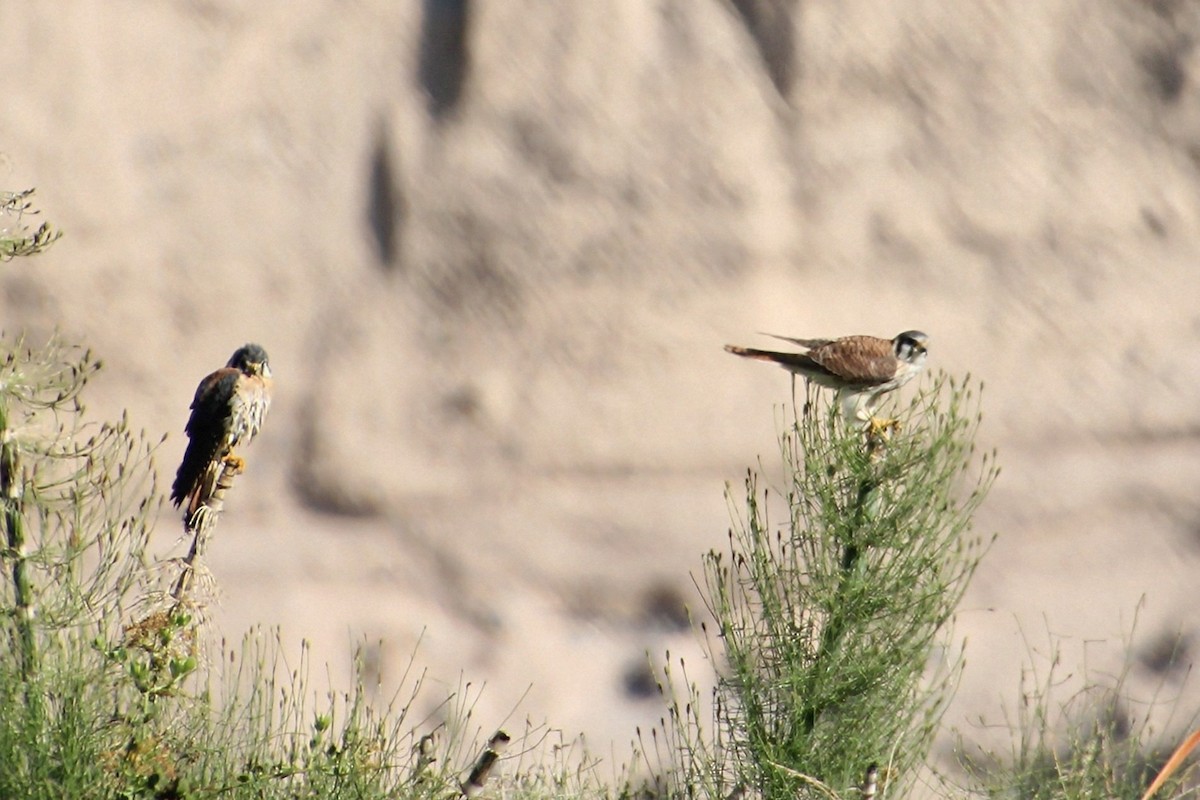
[171, 343, 272, 519]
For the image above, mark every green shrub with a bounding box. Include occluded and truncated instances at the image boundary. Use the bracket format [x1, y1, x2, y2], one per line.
[653, 376, 996, 800]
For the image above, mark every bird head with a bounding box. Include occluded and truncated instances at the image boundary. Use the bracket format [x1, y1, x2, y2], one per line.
[892, 330, 929, 366]
[227, 343, 271, 378]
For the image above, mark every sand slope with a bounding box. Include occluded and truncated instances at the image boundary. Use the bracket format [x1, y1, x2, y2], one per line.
[2, 0, 1200, 773]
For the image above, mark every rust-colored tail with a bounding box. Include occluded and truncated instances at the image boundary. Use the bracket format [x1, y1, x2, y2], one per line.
[724, 344, 821, 372]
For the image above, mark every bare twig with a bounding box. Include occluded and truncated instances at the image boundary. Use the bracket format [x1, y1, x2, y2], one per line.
[859, 763, 878, 800]
[412, 731, 438, 784]
[0, 424, 37, 678]
[170, 457, 243, 607]
[1141, 729, 1200, 800]
[461, 730, 511, 797]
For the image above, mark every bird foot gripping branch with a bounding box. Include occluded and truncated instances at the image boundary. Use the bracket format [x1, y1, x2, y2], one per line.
[220, 451, 247, 475]
[864, 416, 905, 458]
[184, 456, 244, 533]
[867, 416, 902, 437]
[168, 344, 272, 604]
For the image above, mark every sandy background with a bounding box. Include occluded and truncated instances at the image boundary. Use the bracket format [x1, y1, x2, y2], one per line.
[4, 0, 1200, 782]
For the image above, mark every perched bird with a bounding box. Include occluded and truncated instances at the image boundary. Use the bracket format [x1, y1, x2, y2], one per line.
[725, 330, 929, 429]
[170, 344, 273, 518]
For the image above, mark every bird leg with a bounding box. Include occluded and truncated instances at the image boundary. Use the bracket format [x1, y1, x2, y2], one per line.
[221, 450, 246, 474]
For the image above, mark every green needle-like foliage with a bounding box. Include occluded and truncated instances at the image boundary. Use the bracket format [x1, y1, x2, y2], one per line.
[0, 189, 61, 260]
[958, 628, 1200, 800]
[0, 186, 1181, 798]
[0, 188, 598, 799]
[695, 373, 997, 800]
[0, 339, 160, 629]
[0, 337, 162, 798]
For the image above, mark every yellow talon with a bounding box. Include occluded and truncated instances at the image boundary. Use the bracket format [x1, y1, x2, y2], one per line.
[867, 417, 901, 437]
[222, 452, 246, 474]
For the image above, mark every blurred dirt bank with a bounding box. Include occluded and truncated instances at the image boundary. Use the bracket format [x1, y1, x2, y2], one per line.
[3, 0, 1200, 770]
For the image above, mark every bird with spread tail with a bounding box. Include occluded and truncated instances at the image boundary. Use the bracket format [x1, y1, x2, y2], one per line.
[725, 330, 929, 431]
[170, 344, 272, 519]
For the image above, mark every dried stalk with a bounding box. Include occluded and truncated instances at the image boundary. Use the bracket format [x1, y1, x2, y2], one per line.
[461, 730, 511, 797]
[0, 425, 37, 678]
[170, 457, 243, 607]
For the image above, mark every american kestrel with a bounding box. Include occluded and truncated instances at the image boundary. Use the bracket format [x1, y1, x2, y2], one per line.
[725, 330, 929, 429]
[170, 344, 272, 519]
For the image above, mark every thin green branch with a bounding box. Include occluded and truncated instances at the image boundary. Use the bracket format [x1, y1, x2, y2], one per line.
[0, 189, 61, 260]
